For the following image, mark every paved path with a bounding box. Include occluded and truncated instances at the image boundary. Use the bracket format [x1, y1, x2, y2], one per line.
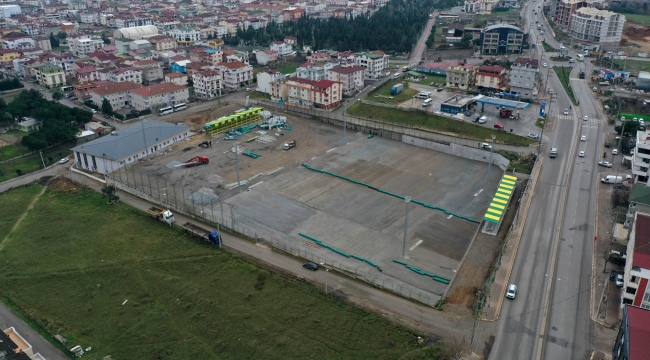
[410, 14, 438, 68]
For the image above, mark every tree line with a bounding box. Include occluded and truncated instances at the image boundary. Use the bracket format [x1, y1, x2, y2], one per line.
[1, 90, 93, 150]
[226, 0, 462, 54]
[0, 78, 23, 91]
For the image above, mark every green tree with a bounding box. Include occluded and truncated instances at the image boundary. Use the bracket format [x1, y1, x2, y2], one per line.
[101, 184, 120, 203]
[101, 98, 113, 114]
[52, 91, 64, 101]
[49, 32, 59, 47]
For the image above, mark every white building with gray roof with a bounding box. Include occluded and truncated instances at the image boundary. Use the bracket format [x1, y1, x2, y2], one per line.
[71, 119, 190, 174]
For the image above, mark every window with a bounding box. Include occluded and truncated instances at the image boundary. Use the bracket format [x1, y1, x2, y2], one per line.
[626, 287, 637, 295]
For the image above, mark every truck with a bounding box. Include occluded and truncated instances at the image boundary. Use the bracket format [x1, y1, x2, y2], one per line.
[391, 83, 403, 95]
[499, 109, 512, 118]
[599, 81, 610, 86]
[181, 222, 222, 245]
[601, 175, 623, 184]
[283, 140, 296, 150]
[176, 156, 209, 168]
[148, 206, 175, 225]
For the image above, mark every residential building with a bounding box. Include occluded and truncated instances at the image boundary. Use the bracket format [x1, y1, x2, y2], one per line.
[74, 66, 100, 82]
[2, 33, 34, 50]
[416, 61, 460, 75]
[48, 54, 74, 75]
[73, 81, 98, 99]
[480, 24, 527, 54]
[476, 65, 508, 92]
[71, 120, 190, 174]
[110, 67, 143, 84]
[569, 8, 625, 46]
[553, 0, 592, 32]
[35, 64, 65, 88]
[16, 117, 42, 132]
[327, 65, 365, 95]
[148, 35, 177, 51]
[286, 77, 342, 109]
[255, 49, 278, 65]
[171, 60, 191, 73]
[165, 26, 200, 46]
[0, 48, 20, 65]
[216, 61, 253, 91]
[632, 130, 650, 185]
[637, 72, 650, 91]
[208, 38, 224, 50]
[2, 326, 43, 360]
[192, 70, 222, 99]
[130, 83, 189, 111]
[621, 212, 650, 308]
[59, 22, 77, 35]
[464, 0, 498, 14]
[297, 61, 337, 81]
[509, 57, 539, 99]
[270, 41, 293, 56]
[34, 36, 52, 52]
[446, 63, 479, 90]
[89, 81, 143, 109]
[114, 16, 154, 29]
[354, 51, 389, 80]
[69, 35, 103, 57]
[165, 72, 188, 86]
[256, 70, 284, 95]
[612, 305, 650, 360]
[0, 5, 21, 18]
[133, 61, 163, 85]
[19, 23, 40, 36]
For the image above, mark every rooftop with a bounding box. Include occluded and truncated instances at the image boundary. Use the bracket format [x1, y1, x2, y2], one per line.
[328, 65, 366, 74]
[71, 120, 190, 160]
[130, 83, 187, 97]
[634, 213, 650, 270]
[626, 306, 650, 360]
[90, 81, 142, 95]
[441, 94, 477, 107]
[630, 183, 650, 205]
[513, 57, 539, 68]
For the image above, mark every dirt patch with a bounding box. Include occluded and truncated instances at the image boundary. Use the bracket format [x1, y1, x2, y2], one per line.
[623, 26, 650, 53]
[48, 177, 78, 192]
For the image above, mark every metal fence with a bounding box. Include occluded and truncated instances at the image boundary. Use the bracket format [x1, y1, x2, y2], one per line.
[105, 168, 440, 307]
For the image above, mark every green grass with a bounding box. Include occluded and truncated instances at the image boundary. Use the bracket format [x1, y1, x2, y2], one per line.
[541, 41, 557, 52]
[602, 59, 650, 76]
[347, 102, 535, 146]
[415, 74, 447, 85]
[369, 81, 419, 105]
[535, 118, 545, 128]
[0, 184, 42, 240]
[247, 90, 270, 100]
[277, 62, 299, 75]
[553, 66, 577, 105]
[620, 12, 650, 25]
[498, 151, 536, 174]
[0, 144, 71, 182]
[0, 187, 451, 360]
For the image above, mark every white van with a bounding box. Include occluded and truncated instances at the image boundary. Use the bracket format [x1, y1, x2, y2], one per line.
[601, 175, 623, 184]
[422, 98, 432, 106]
[393, 72, 401, 79]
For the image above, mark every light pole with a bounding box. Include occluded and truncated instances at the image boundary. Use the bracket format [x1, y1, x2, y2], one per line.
[343, 100, 347, 145]
[321, 263, 329, 294]
[402, 196, 411, 258]
[538, 120, 545, 155]
[486, 135, 496, 183]
[235, 142, 241, 193]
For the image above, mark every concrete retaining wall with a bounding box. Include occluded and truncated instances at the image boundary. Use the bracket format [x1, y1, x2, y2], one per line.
[402, 135, 510, 171]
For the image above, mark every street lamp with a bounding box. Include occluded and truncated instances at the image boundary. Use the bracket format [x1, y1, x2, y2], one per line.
[320, 263, 329, 294]
[402, 196, 411, 258]
[486, 135, 496, 184]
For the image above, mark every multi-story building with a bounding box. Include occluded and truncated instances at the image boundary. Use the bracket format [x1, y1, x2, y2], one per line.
[0, 49, 21, 66]
[631, 130, 650, 185]
[255, 49, 278, 65]
[270, 41, 293, 56]
[147, 35, 177, 51]
[463, 0, 499, 14]
[165, 26, 200, 46]
[133, 60, 163, 85]
[297, 61, 337, 81]
[621, 212, 650, 308]
[553, 0, 592, 32]
[114, 16, 154, 29]
[208, 38, 224, 50]
[19, 23, 40, 36]
[48, 54, 74, 75]
[287, 77, 341, 109]
[256, 70, 284, 95]
[90, 81, 143, 109]
[216, 61, 253, 91]
[35, 64, 65, 88]
[569, 8, 625, 46]
[165, 72, 188, 86]
[354, 51, 389, 80]
[2, 33, 34, 50]
[34, 36, 52, 52]
[476, 65, 508, 92]
[509, 57, 539, 100]
[480, 24, 527, 54]
[130, 83, 189, 111]
[80, 12, 99, 24]
[612, 305, 650, 360]
[68, 35, 103, 57]
[75, 66, 100, 83]
[327, 65, 365, 95]
[192, 70, 222, 99]
[446, 63, 478, 90]
[110, 67, 143, 84]
[0, 5, 21, 18]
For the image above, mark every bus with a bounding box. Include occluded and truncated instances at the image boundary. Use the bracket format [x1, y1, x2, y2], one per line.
[158, 106, 173, 115]
[60, 85, 73, 92]
[173, 103, 187, 112]
[577, 54, 584, 62]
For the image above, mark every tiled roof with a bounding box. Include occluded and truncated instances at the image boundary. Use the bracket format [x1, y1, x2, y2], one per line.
[90, 81, 142, 95]
[328, 65, 365, 74]
[626, 306, 650, 360]
[130, 83, 187, 97]
[634, 214, 650, 270]
[217, 61, 247, 69]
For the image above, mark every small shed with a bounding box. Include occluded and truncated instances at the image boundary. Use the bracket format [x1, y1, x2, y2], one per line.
[16, 117, 42, 132]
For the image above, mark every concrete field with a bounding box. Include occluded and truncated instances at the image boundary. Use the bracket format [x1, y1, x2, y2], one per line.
[115, 111, 502, 302]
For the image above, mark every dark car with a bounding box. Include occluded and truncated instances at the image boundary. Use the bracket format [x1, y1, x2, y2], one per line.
[609, 270, 618, 281]
[605, 141, 611, 148]
[474, 116, 480, 122]
[303, 262, 319, 271]
[437, 88, 444, 92]
[131, 110, 140, 115]
[464, 111, 472, 116]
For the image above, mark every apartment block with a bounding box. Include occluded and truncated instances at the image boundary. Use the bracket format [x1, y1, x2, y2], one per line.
[35, 64, 65, 88]
[569, 8, 625, 46]
[287, 77, 341, 109]
[130, 83, 189, 111]
[89, 81, 143, 109]
[192, 70, 222, 99]
[327, 65, 365, 95]
[446, 63, 479, 90]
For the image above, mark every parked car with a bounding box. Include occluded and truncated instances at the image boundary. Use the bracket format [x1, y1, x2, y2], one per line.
[528, 133, 540, 139]
[303, 262, 319, 271]
[543, 63, 547, 67]
[131, 110, 140, 115]
[494, 122, 504, 129]
[478, 116, 487, 124]
[578, 151, 585, 157]
[59, 157, 69, 164]
[506, 284, 517, 299]
[612, 149, 619, 155]
[598, 161, 612, 168]
[563, 109, 569, 115]
[481, 143, 492, 150]
[605, 141, 611, 148]
[580, 135, 586, 141]
[436, 88, 444, 92]
[464, 111, 472, 116]
[474, 116, 480, 122]
[616, 273, 624, 287]
[609, 270, 618, 281]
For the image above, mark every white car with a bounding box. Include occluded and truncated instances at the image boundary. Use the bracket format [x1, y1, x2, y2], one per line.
[563, 109, 569, 115]
[478, 116, 487, 124]
[640, 120, 645, 126]
[528, 133, 540, 139]
[598, 161, 612, 168]
[583, 116, 589, 121]
[59, 157, 69, 164]
[506, 284, 517, 299]
[616, 274, 624, 287]
[613, 149, 619, 155]
[580, 135, 586, 141]
[633, 118, 638, 122]
[620, 116, 626, 121]
[578, 151, 585, 157]
[593, 87, 598, 92]
[543, 63, 547, 67]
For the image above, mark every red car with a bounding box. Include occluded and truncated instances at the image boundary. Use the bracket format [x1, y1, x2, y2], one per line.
[494, 122, 504, 129]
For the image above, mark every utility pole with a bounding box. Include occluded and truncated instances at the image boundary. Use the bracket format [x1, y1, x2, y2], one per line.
[343, 100, 347, 145]
[486, 135, 496, 183]
[402, 196, 411, 258]
[141, 119, 149, 160]
[235, 142, 241, 193]
[538, 120, 545, 155]
[38, 150, 46, 168]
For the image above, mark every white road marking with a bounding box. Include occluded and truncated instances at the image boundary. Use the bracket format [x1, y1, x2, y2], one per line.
[326, 148, 337, 153]
[447, 214, 453, 219]
[409, 240, 423, 252]
[474, 189, 484, 197]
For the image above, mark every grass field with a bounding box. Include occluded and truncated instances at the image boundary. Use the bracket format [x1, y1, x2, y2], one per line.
[347, 102, 535, 146]
[277, 62, 299, 75]
[0, 144, 71, 183]
[0, 184, 42, 240]
[620, 12, 650, 25]
[369, 80, 419, 105]
[604, 59, 650, 76]
[553, 66, 577, 105]
[0, 185, 452, 360]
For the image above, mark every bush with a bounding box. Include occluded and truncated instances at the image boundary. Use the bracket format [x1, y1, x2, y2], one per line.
[84, 100, 99, 110]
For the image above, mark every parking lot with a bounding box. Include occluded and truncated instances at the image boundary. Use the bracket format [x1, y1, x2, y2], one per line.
[113, 108, 503, 302]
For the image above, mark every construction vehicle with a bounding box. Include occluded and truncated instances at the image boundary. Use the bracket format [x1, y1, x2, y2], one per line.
[499, 109, 512, 118]
[283, 140, 296, 150]
[181, 222, 222, 245]
[177, 156, 209, 168]
[148, 206, 175, 225]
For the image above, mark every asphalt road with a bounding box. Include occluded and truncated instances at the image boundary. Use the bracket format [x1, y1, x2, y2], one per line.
[410, 14, 437, 68]
[488, 1, 601, 359]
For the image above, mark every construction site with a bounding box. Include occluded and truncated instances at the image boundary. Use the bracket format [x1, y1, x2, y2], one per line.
[108, 103, 505, 305]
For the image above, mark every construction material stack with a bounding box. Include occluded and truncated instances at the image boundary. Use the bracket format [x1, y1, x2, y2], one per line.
[204, 107, 263, 136]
